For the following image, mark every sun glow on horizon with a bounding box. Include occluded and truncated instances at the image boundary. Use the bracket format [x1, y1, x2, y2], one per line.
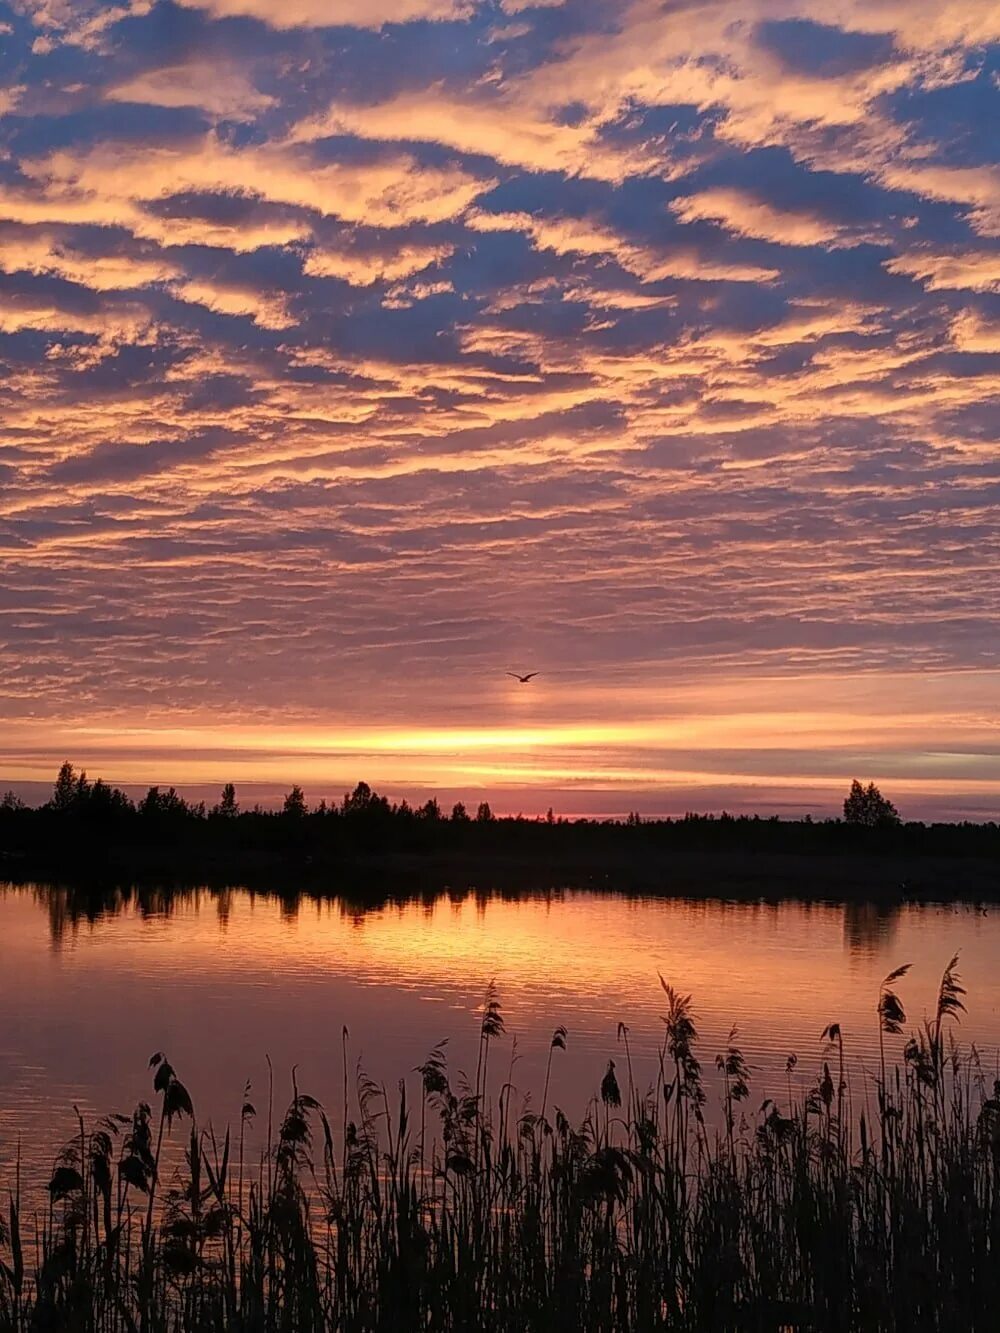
[3, 667, 998, 816]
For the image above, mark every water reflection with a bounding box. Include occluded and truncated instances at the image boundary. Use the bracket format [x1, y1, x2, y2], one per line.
[1, 880, 997, 1194]
[842, 900, 901, 957]
[20, 878, 913, 960]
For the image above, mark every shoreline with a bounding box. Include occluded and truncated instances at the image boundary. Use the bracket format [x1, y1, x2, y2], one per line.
[3, 844, 999, 899]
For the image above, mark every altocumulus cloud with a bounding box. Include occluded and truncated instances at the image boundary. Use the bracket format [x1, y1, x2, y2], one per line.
[0, 0, 998, 816]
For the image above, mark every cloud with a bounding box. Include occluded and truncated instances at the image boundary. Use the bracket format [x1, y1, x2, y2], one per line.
[297, 85, 663, 182]
[170, 277, 296, 328]
[0, 135, 491, 238]
[136, 201, 313, 252]
[466, 209, 780, 283]
[885, 250, 1000, 293]
[303, 240, 454, 286]
[834, 0, 1000, 50]
[106, 60, 277, 121]
[0, 228, 181, 290]
[950, 309, 1000, 353]
[0, 84, 24, 113]
[878, 162, 1000, 236]
[499, 0, 565, 12]
[381, 277, 454, 308]
[670, 187, 866, 248]
[174, 0, 475, 30]
[1, 0, 999, 815]
[0, 282, 153, 346]
[11, 0, 155, 50]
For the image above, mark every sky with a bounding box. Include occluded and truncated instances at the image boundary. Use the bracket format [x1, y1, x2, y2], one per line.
[0, 0, 998, 818]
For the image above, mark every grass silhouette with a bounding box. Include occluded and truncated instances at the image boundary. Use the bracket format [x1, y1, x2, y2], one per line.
[1, 959, 999, 1330]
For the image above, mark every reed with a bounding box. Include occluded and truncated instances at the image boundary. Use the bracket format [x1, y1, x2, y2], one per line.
[2, 958, 998, 1331]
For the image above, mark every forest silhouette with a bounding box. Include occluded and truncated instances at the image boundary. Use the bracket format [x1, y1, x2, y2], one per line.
[1, 763, 998, 897]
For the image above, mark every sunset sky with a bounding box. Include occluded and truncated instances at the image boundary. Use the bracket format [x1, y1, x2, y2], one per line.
[1, 0, 998, 817]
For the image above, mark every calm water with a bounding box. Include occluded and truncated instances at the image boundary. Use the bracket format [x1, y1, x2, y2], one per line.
[2, 882, 999, 1189]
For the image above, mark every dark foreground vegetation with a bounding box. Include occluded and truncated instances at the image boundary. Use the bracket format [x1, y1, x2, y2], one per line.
[2, 766, 999, 896]
[2, 961, 1000, 1330]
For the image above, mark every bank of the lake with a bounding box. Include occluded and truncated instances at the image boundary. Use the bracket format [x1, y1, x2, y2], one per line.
[3, 844, 1000, 902]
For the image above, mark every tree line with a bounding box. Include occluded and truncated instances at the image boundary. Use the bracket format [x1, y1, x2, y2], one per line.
[1, 763, 998, 878]
[0, 764, 905, 826]
[0, 763, 500, 825]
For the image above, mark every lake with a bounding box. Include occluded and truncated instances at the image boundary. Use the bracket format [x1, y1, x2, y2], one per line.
[2, 880, 999, 1192]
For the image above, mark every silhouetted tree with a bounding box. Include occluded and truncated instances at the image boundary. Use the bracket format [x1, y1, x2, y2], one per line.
[341, 782, 392, 822]
[343, 782, 373, 816]
[844, 780, 900, 828]
[215, 783, 238, 818]
[50, 762, 113, 813]
[139, 786, 193, 818]
[85, 778, 134, 817]
[283, 785, 307, 818]
[7, 757, 998, 880]
[138, 786, 161, 817]
[52, 761, 78, 812]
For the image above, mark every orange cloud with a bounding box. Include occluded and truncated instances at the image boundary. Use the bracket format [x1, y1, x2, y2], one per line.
[466, 209, 780, 283]
[0, 229, 180, 289]
[0, 289, 152, 342]
[106, 60, 276, 120]
[876, 163, 1000, 236]
[174, 0, 475, 29]
[297, 85, 663, 182]
[1, 136, 490, 236]
[302, 241, 454, 286]
[951, 309, 1000, 354]
[885, 249, 1000, 293]
[171, 278, 297, 329]
[670, 188, 862, 248]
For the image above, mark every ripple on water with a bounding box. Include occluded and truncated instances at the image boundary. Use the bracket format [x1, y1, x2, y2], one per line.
[1, 883, 998, 1189]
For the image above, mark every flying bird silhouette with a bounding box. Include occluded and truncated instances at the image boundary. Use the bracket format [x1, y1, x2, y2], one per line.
[507, 672, 539, 683]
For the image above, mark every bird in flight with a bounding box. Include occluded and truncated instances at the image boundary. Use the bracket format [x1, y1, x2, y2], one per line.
[507, 671, 540, 683]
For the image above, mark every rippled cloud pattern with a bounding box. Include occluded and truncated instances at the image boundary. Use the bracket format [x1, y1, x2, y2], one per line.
[1, 0, 998, 814]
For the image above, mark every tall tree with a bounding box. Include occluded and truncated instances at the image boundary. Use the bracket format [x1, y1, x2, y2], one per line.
[283, 786, 307, 818]
[52, 761, 78, 811]
[843, 779, 900, 828]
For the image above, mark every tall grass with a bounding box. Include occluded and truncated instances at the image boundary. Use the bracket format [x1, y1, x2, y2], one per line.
[2, 959, 999, 1330]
